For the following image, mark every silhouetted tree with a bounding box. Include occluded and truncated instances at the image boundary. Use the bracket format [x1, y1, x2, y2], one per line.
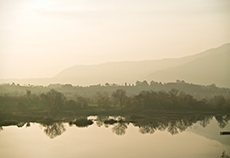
[64, 99, 79, 109]
[76, 96, 88, 108]
[40, 89, 65, 118]
[142, 80, 149, 86]
[26, 90, 31, 98]
[135, 81, 142, 86]
[210, 95, 226, 110]
[112, 89, 127, 108]
[97, 96, 111, 108]
[150, 80, 158, 86]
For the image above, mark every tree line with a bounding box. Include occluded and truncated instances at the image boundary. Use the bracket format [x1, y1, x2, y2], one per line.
[1, 80, 230, 100]
[1, 88, 230, 119]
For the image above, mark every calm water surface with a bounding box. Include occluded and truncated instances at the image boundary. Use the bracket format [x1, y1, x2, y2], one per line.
[0, 116, 230, 158]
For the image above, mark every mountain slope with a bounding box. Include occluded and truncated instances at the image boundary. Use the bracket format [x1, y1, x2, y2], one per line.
[147, 43, 230, 87]
[53, 43, 230, 87]
[53, 58, 188, 85]
[1, 43, 228, 87]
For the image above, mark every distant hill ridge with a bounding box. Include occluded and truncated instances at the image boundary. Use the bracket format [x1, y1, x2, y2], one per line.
[0, 43, 229, 87]
[53, 43, 230, 87]
[147, 43, 230, 87]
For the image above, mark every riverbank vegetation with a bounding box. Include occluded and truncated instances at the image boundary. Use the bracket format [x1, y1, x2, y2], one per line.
[1, 80, 230, 100]
[0, 81, 230, 124]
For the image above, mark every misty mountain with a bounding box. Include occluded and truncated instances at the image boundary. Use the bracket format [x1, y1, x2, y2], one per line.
[147, 43, 230, 87]
[53, 59, 184, 85]
[53, 43, 230, 87]
[1, 43, 229, 87]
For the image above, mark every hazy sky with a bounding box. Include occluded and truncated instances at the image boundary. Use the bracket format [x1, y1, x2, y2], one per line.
[1, 0, 230, 79]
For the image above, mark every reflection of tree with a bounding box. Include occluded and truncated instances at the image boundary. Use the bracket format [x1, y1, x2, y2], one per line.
[95, 116, 109, 127]
[132, 114, 230, 135]
[135, 118, 194, 135]
[17, 122, 26, 128]
[199, 116, 212, 127]
[215, 115, 230, 128]
[96, 121, 103, 127]
[42, 122, 66, 139]
[139, 121, 159, 134]
[157, 123, 167, 131]
[219, 150, 230, 158]
[26, 122, 30, 127]
[133, 116, 205, 135]
[112, 123, 127, 135]
[167, 121, 179, 135]
[139, 125, 156, 134]
[177, 119, 195, 132]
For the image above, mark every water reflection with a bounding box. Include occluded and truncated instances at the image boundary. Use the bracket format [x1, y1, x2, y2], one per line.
[112, 123, 128, 135]
[215, 115, 230, 128]
[17, 122, 26, 128]
[40, 122, 66, 139]
[0, 114, 229, 138]
[199, 116, 212, 127]
[93, 114, 229, 136]
[26, 122, 30, 127]
[95, 116, 109, 127]
[139, 125, 156, 134]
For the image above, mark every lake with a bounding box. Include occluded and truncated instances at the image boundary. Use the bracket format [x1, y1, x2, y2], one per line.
[0, 115, 230, 158]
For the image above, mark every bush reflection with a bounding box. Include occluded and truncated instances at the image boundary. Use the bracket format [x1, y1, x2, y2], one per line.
[40, 122, 66, 139]
[94, 114, 229, 136]
[1, 114, 229, 138]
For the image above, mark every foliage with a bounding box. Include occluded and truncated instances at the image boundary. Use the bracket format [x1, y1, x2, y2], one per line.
[16, 102, 27, 112]
[39, 89, 65, 118]
[1, 80, 230, 101]
[97, 96, 111, 108]
[1, 85, 230, 118]
[64, 99, 79, 109]
[76, 96, 88, 108]
[219, 151, 230, 158]
[41, 122, 66, 139]
[112, 89, 127, 108]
